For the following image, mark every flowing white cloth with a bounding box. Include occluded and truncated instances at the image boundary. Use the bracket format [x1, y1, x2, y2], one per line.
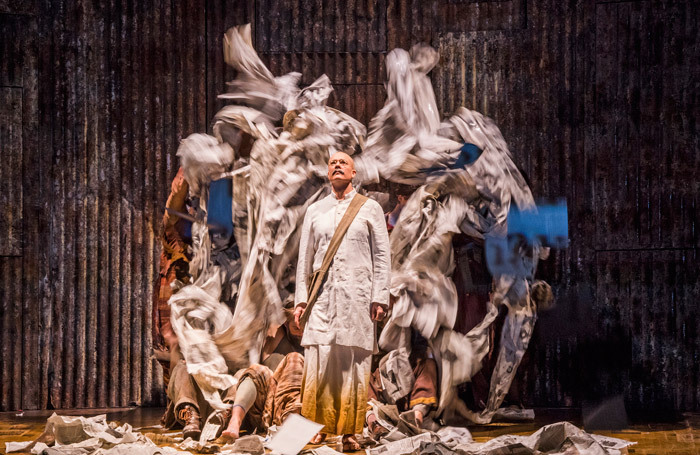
[295, 189, 391, 353]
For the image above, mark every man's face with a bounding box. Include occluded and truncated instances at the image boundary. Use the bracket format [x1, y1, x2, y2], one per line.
[327, 152, 356, 183]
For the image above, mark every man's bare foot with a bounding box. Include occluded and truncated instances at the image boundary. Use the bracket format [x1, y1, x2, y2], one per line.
[342, 434, 361, 452]
[219, 405, 246, 443]
[309, 433, 327, 444]
[219, 428, 239, 443]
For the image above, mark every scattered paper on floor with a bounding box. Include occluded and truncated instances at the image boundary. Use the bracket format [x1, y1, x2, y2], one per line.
[266, 414, 324, 455]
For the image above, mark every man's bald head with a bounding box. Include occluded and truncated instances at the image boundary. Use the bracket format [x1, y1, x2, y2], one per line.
[328, 151, 356, 184]
[329, 151, 355, 168]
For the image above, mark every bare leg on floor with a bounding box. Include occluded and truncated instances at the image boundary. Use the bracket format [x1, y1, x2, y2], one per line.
[220, 405, 246, 441]
[220, 376, 258, 442]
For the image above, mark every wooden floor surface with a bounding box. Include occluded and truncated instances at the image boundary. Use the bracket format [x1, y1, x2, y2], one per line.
[0, 407, 698, 454]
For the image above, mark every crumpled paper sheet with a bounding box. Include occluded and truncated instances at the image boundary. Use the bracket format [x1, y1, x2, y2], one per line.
[366, 433, 434, 455]
[453, 422, 635, 455]
[167, 23, 305, 409]
[5, 440, 36, 453]
[493, 407, 536, 422]
[435, 427, 473, 447]
[364, 421, 631, 455]
[308, 445, 345, 455]
[223, 434, 265, 454]
[367, 399, 469, 447]
[5, 413, 191, 455]
[365, 42, 545, 425]
[169, 228, 242, 411]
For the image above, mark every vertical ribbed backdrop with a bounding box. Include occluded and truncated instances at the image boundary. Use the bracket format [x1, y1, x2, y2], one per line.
[0, 0, 697, 411]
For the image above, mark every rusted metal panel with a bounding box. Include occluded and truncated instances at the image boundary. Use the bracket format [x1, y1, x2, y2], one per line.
[594, 1, 699, 250]
[43, 0, 63, 411]
[205, 0, 255, 127]
[255, 0, 386, 53]
[0, 23, 35, 417]
[433, 0, 697, 412]
[387, 0, 437, 50]
[0, 257, 23, 411]
[432, 0, 579, 204]
[329, 84, 386, 127]
[0, 20, 26, 88]
[21, 14, 43, 412]
[0, 0, 698, 414]
[0, 1, 37, 15]
[260, 52, 387, 85]
[0, 88, 23, 256]
[0, 0, 209, 411]
[594, 250, 700, 412]
[438, 0, 527, 32]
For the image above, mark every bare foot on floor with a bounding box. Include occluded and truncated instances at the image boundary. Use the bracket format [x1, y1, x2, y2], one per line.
[219, 405, 246, 443]
[342, 434, 361, 452]
[219, 428, 239, 443]
[309, 432, 327, 444]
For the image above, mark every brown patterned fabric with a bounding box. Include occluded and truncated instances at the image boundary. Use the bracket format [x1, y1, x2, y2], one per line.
[153, 168, 190, 383]
[168, 359, 200, 411]
[407, 357, 438, 409]
[221, 353, 305, 433]
[163, 353, 305, 433]
[263, 352, 305, 428]
[368, 352, 438, 413]
[163, 356, 212, 430]
[223, 363, 273, 433]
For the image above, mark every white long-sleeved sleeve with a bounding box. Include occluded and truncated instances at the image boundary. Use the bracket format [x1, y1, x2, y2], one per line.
[368, 201, 391, 306]
[295, 207, 315, 306]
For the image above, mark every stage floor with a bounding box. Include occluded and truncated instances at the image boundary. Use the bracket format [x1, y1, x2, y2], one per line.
[0, 407, 698, 454]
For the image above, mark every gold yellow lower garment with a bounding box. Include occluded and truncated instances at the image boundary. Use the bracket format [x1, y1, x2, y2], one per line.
[301, 344, 372, 435]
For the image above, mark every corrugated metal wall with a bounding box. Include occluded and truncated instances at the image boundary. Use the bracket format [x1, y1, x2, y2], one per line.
[0, 0, 209, 409]
[0, 0, 698, 411]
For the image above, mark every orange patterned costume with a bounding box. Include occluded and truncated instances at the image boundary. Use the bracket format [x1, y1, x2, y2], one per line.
[153, 168, 191, 385]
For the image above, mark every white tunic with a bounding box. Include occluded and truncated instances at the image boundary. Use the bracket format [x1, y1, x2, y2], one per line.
[295, 189, 391, 352]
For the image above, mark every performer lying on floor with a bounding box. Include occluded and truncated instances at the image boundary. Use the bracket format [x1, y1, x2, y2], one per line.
[164, 306, 304, 441]
[219, 305, 304, 441]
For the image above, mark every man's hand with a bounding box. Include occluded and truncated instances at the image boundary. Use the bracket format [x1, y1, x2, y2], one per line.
[366, 413, 389, 439]
[293, 303, 307, 330]
[370, 302, 387, 322]
[161, 321, 179, 351]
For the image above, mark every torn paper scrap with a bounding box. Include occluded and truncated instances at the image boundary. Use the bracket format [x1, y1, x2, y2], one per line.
[266, 413, 324, 455]
[365, 432, 433, 455]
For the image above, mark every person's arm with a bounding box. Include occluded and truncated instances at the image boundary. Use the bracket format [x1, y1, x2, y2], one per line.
[368, 202, 391, 320]
[162, 168, 190, 256]
[294, 208, 314, 327]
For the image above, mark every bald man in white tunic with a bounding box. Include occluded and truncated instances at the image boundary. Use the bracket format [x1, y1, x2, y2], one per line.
[294, 151, 390, 450]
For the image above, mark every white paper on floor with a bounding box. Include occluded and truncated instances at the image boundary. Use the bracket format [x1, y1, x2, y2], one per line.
[266, 413, 324, 455]
[366, 432, 433, 455]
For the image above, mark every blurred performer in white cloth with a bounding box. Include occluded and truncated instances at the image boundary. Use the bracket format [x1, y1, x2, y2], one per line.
[294, 151, 390, 451]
